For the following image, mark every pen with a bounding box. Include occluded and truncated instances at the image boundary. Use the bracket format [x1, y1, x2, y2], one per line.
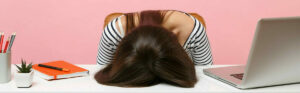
[7, 32, 16, 52]
[38, 64, 70, 72]
[0, 32, 4, 53]
[3, 36, 10, 53]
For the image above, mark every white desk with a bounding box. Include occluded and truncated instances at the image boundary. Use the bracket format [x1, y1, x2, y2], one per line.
[0, 65, 299, 93]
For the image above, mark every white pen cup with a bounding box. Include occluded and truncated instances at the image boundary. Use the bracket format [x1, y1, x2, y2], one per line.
[0, 52, 11, 83]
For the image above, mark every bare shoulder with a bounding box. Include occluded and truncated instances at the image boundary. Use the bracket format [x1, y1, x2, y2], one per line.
[114, 11, 195, 40]
[163, 11, 194, 32]
[163, 11, 195, 46]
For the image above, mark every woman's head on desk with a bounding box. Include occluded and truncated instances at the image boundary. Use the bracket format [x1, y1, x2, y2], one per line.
[94, 12, 197, 87]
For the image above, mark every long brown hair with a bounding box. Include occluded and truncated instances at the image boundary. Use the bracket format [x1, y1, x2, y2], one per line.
[95, 10, 197, 88]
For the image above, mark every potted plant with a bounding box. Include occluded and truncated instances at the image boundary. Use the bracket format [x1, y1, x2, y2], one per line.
[14, 59, 33, 88]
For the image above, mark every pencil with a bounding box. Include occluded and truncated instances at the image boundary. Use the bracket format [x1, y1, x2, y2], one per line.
[7, 32, 16, 52]
[0, 32, 3, 53]
[38, 64, 70, 72]
[3, 36, 10, 53]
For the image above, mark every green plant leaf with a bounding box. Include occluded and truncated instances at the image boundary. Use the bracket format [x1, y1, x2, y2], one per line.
[15, 64, 22, 73]
[16, 59, 33, 73]
[21, 60, 26, 69]
[28, 63, 32, 73]
[27, 63, 32, 69]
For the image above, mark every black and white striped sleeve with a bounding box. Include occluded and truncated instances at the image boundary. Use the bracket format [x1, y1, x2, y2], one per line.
[191, 21, 213, 66]
[97, 18, 122, 65]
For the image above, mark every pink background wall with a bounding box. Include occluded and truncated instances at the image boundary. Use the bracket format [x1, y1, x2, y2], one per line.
[1, 0, 300, 64]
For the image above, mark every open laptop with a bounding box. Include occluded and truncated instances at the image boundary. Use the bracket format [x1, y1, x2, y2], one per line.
[203, 16, 300, 89]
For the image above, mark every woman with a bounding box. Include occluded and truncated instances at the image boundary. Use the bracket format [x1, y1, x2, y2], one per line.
[95, 10, 213, 87]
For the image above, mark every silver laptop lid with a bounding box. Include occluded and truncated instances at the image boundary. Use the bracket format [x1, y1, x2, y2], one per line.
[241, 16, 300, 88]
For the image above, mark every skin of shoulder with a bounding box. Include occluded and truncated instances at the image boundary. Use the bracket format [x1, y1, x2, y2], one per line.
[163, 11, 195, 46]
[115, 11, 195, 46]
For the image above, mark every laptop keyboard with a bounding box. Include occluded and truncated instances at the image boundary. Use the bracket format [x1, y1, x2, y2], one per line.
[230, 73, 244, 80]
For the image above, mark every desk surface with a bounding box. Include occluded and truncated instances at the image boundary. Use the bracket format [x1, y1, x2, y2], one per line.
[0, 65, 299, 93]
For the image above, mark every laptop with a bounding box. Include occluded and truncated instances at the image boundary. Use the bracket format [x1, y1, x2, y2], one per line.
[203, 16, 300, 89]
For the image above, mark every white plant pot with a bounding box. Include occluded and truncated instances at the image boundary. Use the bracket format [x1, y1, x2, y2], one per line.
[14, 71, 34, 88]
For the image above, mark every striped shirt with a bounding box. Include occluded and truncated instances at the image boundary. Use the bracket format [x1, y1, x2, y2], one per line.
[97, 13, 213, 65]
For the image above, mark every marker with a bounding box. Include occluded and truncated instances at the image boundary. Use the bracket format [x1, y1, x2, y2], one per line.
[3, 36, 10, 53]
[38, 64, 70, 72]
[0, 32, 4, 53]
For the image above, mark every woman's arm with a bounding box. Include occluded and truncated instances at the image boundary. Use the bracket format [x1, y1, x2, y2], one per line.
[97, 18, 122, 65]
[191, 21, 213, 66]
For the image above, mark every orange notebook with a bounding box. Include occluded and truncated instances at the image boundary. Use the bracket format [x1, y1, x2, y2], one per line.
[32, 61, 89, 80]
